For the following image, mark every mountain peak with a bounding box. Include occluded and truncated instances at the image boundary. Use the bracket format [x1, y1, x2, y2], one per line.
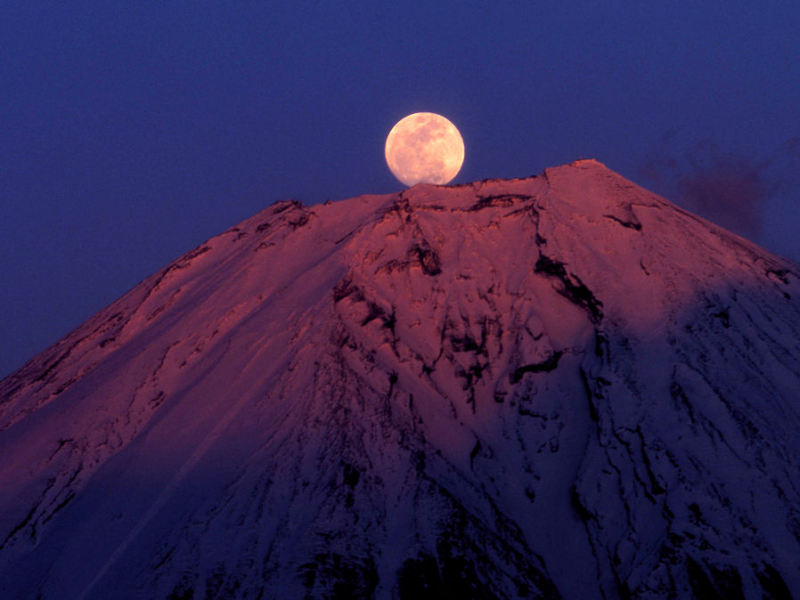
[2, 163, 799, 599]
[553, 157, 608, 170]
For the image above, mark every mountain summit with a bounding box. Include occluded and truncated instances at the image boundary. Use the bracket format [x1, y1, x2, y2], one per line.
[2, 160, 799, 599]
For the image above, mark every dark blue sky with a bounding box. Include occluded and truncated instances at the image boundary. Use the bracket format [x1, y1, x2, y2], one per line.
[2, 2, 799, 377]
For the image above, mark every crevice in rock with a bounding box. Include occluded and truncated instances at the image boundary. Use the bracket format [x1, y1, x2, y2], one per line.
[603, 214, 642, 231]
[510, 351, 564, 384]
[271, 199, 303, 214]
[408, 240, 442, 276]
[462, 194, 533, 212]
[534, 254, 603, 323]
[755, 563, 793, 600]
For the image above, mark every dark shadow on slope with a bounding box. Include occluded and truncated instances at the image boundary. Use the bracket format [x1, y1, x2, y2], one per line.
[572, 267, 800, 599]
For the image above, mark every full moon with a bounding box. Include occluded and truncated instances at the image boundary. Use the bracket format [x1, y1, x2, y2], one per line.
[385, 112, 465, 186]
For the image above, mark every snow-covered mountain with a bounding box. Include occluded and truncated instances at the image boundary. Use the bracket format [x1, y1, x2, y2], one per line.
[2, 159, 799, 599]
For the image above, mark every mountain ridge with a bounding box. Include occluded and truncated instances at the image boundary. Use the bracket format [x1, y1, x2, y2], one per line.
[2, 159, 799, 599]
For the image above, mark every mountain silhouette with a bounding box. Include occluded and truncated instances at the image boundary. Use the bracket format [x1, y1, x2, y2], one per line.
[2, 159, 799, 599]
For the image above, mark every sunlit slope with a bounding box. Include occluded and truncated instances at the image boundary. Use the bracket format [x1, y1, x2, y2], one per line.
[2, 160, 799, 599]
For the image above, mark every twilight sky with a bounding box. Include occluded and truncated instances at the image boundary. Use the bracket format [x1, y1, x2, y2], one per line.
[2, 2, 799, 377]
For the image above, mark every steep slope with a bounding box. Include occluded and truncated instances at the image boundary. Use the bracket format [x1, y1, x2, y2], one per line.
[1, 160, 799, 599]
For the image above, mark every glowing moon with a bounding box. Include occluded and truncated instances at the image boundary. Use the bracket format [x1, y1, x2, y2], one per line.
[385, 112, 465, 186]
